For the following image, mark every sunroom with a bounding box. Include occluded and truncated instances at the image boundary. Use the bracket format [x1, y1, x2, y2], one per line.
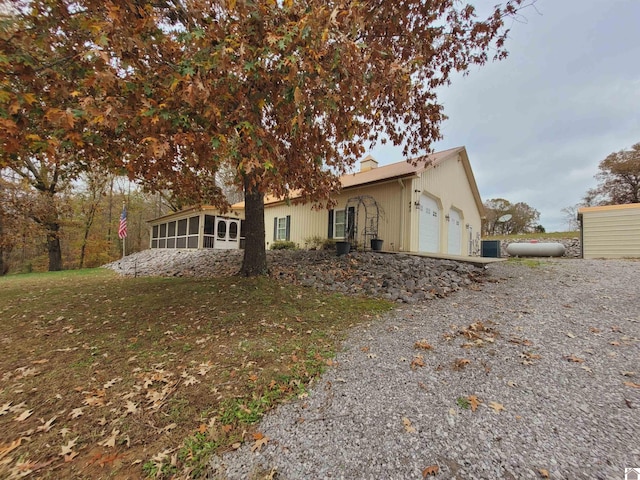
[148, 206, 245, 250]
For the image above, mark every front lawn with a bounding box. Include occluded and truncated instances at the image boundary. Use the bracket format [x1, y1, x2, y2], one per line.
[0, 269, 391, 479]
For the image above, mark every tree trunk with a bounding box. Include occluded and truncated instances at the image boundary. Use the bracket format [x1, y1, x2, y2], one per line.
[46, 223, 63, 271]
[240, 177, 268, 276]
[0, 210, 5, 276]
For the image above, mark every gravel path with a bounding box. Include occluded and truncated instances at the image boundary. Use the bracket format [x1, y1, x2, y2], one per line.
[209, 259, 640, 480]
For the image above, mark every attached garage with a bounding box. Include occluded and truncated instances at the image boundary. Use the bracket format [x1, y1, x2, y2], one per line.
[419, 194, 440, 253]
[578, 203, 640, 259]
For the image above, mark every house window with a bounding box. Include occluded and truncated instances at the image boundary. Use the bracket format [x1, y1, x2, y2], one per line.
[276, 217, 287, 241]
[273, 216, 291, 241]
[334, 210, 347, 238]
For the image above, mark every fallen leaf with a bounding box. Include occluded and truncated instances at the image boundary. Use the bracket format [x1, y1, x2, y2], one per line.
[69, 408, 84, 419]
[621, 371, 636, 377]
[222, 424, 233, 433]
[198, 424, 207, 434]
[538, 468, 550, 478]
[59, 436, 79, 456]
[15, 409, 34, 422]
[402, 417, 416, 433]
[453, 358, 471, 370]
[100, 429, 120, 448]
[468, 395, 482, 412]
[565, 355, 584, 363]
[489, 402, 504, 413]
[565, 332, 576, 338]
[411, 355, 426, 370]
[422, 464, 439, 477]
[125, 401, 138, 415]
[623, 381, 640, 389]
[0, 438, 23, 460]
[414, 339, 433, 350]
[0, 402, 11, 416]
[36, 416, 56, 433]
[251, 435, 269, 452]
[252, 432, 265, 441]
[248, 374, 258, 382]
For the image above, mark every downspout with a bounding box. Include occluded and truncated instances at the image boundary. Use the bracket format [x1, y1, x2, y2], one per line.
[397, 178, 405, 251]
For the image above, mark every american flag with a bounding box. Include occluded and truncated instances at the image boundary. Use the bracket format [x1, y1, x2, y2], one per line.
[118, 206, 127, 239]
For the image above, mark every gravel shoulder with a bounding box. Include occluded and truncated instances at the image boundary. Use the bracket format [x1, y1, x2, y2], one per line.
[210, 259, 640, 480]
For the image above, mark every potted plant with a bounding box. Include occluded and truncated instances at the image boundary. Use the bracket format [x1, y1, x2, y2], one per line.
[336, 241, 351, 256]
[370, 237, 384, 251]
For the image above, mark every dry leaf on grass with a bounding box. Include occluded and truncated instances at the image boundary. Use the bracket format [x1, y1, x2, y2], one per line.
[15, 409, 34, 422]
[100, 429, 120, 448]
[0, 438, 23, 460]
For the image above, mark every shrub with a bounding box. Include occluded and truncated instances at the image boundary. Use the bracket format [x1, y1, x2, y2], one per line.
[270, 240, 297, 250]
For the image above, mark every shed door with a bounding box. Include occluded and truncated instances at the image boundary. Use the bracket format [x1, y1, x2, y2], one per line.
[419, 194, 440, 253]
[448, 209, 462, 255]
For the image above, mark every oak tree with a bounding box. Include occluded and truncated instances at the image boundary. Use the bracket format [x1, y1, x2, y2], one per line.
[1, 0, 531, 275]
[584, 142, 640, 206]
[483, 198, 541, 235]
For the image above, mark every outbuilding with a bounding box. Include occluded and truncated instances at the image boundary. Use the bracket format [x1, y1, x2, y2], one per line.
[578, 203, 640, 258]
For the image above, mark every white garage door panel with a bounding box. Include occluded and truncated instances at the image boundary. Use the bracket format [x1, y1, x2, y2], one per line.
[448, 209, 462, 255]
[419, 194, 440, 253]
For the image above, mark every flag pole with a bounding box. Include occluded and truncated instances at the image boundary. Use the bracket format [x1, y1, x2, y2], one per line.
[122, 201, 126, 259]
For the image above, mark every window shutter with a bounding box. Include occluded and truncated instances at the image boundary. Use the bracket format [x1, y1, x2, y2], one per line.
[273, 217, 278, 241]
[285, 215, 291, 241]
[328, 210, 334, 238]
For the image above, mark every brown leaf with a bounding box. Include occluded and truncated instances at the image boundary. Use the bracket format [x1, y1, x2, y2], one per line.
[414, 339, 433, 350]
[402, 417, 416, 433]
[623, 381, 640, 389]
[565, 355, 584, 363]
[411, 355, 426, 370]
[422, 464, 439, 477]
[538, 468, 550, 478]
[453, 358, 470, 370]
[251, 435, 269, 452]
[0, 438, 23, 460]
[15, 409, 34, 422]
[489, 402, 504, 413]
[468, 395, 482, 412]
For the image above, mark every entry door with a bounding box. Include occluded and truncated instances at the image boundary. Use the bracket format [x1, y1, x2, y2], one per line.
[419, 194, 440, 253]
[215, 218, 240, 249]
[447, 209, 462, 255]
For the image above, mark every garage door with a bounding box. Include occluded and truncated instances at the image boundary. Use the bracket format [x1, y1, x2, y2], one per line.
[448, 209, 462, 255]
[419, 194, 440, 253]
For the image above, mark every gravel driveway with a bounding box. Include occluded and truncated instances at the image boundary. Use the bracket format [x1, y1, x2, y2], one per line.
[209, 258, 640, 480]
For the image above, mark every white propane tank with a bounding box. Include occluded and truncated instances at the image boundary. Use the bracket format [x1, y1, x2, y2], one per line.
[506, 242, 566, 257]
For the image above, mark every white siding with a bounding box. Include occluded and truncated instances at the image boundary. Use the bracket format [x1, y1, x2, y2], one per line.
[408, 153, 482, 255]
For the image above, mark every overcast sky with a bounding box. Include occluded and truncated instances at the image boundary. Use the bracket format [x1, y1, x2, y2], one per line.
[369, 0, 640, 232]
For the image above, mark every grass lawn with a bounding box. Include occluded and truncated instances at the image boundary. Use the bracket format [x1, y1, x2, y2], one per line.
[0, 269, 392, 479]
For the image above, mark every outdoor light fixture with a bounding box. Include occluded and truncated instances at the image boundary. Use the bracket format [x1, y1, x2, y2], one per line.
[445, 214, 450, 221]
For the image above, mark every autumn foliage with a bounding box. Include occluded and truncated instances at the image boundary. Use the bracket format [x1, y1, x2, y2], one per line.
[1, 0, 529, 274]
